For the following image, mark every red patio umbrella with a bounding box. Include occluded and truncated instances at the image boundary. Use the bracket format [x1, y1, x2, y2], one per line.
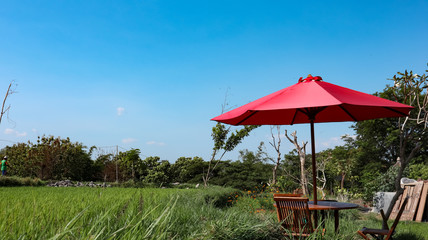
[211, 75, 413, 204]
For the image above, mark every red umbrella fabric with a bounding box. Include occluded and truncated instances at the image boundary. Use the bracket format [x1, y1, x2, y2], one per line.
[211, 75, 413, 204]
[212, 75, 413, 125]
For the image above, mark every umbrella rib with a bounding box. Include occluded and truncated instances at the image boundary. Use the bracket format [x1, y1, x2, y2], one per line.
[236, 111, 258, 125]
[384, 107, 409, 117]
[291, 109, 299, 125]
[339, 105, 358, 121]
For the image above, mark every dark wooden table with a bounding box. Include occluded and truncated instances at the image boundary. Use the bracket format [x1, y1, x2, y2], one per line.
[308, 201, 360, 232]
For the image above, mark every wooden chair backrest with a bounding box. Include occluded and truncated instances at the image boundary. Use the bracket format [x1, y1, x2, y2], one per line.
[273, 193, 303, 197]
[274, 197, 314, 235]
[387, 197, 409, 239]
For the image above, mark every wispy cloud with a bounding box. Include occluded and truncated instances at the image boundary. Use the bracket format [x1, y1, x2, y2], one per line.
[320, 137, 341, 148]
[146, 141, 165, 146]
[117, 107, 125, 116]
[320, 135, 356, 148]
[4, 129, 14, 135]
[122, 138, 137, 144]
[4, 128, 27, 137]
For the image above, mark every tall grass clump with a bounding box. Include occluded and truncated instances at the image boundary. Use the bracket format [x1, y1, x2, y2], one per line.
[0, 187, 284, 239]
[2, 186, 425, 239]
[0, 176, 44, 186]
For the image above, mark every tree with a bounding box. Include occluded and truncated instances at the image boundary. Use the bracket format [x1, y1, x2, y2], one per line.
[94, 153, 116, 182]
[382, 68, 428, 224]
[353, 67, 427, 227]
[171, 156, 205, 183]
[141, 156, 171, 185]
[284, 130, 309, 195]
[119, 149, 143, 181]
[211, 147, 271, 190]
[1, 81, 16, 125]
[279, 150, 303, 193]
[3, 136, 96, 180]
[329, 135, 358, 190]
[269, 126, 282, 186]
[203, 122, 258, 187]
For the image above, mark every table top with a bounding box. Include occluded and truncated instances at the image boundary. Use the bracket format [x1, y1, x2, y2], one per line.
[308, 201, 360, 211]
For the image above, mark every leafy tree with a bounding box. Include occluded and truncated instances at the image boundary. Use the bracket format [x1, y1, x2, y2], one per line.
[3, 136, 95, 180]
[171, 156, 205, 183]
[279, 150, 305, 193]
[118, 149, 143, 181]
[328, 135, 358, 190]
[141, 156, 171, 185]
[2, 142, 36, 177]
[203, 122, 259, 186]
[94, 153, 116, 182]
[211, 148, 271, 190]
[353, 67, 428, 226]
[408, 163, 428, 180]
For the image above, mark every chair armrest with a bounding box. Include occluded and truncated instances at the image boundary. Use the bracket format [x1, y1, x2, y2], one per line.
[380, 209, 389, 230]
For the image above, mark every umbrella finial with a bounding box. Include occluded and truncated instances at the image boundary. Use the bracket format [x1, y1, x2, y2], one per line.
[300, 75, 323, 82]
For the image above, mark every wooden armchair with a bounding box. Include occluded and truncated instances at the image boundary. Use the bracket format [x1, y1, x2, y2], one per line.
[274, 196, 315, 238]
[357, 197, 409, 240]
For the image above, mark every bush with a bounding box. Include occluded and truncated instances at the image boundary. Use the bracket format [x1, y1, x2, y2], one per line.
[0, 176, 45, 186]
[200, 186, 242, 208]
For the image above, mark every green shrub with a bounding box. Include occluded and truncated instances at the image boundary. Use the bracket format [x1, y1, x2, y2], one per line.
[0, 176, 45, 186]
[201, 186, 242, 208]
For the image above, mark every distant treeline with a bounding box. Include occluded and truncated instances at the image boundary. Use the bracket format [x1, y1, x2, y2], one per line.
[1, 130, 427, 201]
[0, 136, 272, 190]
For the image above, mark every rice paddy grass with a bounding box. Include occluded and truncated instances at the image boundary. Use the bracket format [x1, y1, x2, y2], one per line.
[0, 187, 426, 240]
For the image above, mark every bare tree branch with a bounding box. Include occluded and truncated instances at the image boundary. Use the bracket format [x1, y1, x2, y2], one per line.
[284, 130, 309, 195]
[1, 81, 16, 125]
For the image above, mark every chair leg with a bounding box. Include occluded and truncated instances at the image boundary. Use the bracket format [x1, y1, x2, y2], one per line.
[321, 210, 326, 230]
[357, 230, 370, 240]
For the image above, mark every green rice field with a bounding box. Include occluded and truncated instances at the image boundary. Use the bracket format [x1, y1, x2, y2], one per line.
[0, 187, 426, 240]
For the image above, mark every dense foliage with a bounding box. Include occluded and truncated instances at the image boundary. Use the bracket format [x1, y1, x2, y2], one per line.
[0, 136, 274, 189]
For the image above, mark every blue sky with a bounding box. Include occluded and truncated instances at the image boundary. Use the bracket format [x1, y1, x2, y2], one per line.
[1, 0, 427, 162]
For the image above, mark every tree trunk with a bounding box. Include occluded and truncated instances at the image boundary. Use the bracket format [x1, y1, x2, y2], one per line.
[285, 130, 308, 196]
[269, 126, 282, 186]
[340, 172, 346, 189]
[300, 156, 308, 195]
[272, 164, 278, 185]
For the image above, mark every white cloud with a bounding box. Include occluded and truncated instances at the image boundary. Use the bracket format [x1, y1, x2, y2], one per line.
[319, 135, 356, 148]
[4, 128, 27, 137]
[146, 141, 165, 146]
[122, 138, 137, 144]
[4, 129, 14, 135]
[117, 107, 125, 116]
[320, 137, 341, 148]
[16, 131, 27, 137]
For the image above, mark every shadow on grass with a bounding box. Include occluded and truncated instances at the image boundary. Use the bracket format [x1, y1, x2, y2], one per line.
[394, 232, 425, 240]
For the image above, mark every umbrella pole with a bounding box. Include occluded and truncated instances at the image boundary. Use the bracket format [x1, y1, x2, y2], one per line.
[310, 120, 317, 205]
[310, 120, 318, 228]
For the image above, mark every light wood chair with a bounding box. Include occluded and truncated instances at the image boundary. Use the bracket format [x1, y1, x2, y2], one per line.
[274, 196, 316, 238]
[357, 197, 409, 240]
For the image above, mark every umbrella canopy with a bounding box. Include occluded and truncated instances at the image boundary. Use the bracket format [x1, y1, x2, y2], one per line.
[211, 75, 413, 204]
